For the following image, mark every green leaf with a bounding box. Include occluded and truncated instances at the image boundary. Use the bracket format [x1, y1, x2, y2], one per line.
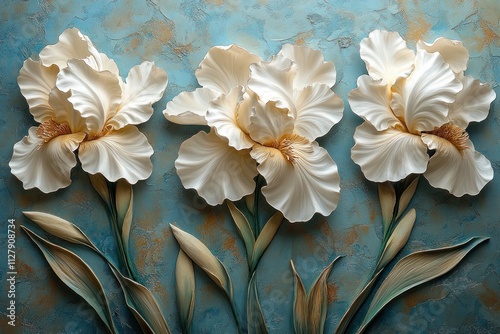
[23, 211, 98, 250]
[375, 209, 416, 273]
[227, 201, 255, 261]
[170, 224, 233, 298]
[22, 226, 116, 333]
[251, 211, 283, 272]
[109, 265, 171, 334]
[358, 237, 489, 333]
[89, 173, 111, 205]
[395, 176, 419, 220]
[115, 179, 134, 255]
[378, 182, 396, 235]
[291, 260, 308, 334]
[247, 272, 268, 334]
[175, 249, 195, 334]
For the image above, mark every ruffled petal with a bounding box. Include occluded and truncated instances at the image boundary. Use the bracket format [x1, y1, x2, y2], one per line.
[9, 127, 85, 193]
[391, 50, 462, 133]
[175, 130, 258, 205]
[206, 86, 255, 150]
[39, 28, 96, 69]
[164, 87, 219, 125]
[422, 135, 493, 196]
[196, 45, 262, 94]
[351, 122, 429, 182]
[447, 75, 496, 128]
[360, 30, 415, 85]
[17, 59, 59, 123]
[293, 84, 344, 140]
[108, 61, 168, 130]
[78, 126, 153, 184]
[417, 37, 469, 74]
[278, 44, 336, 88]
[348, 75, 401, 131]
[83, 52, 121, 76]
[56, 59, 122, 133]
[247, 99, 294, 145]
[48, 88, 87, 132]
[248, 55, 297, 112]
[251, 141, 340, 223]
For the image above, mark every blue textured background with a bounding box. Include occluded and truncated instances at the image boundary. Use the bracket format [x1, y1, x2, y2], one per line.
[1, 0, 499, 333]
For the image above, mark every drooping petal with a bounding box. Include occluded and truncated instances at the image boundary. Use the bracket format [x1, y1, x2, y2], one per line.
[251, 141, 340, 223]
[175, 130, 258, 205]
[56, 59, 122, 133]
[417, 37, 469, 74]
[447, 75, 496, 128]
[164, 87, 219, 126]
[348, 75, 401, 131]
[421, 135, 493, 196]
[196, 45, 262, 94]
[247, 99, 294, 145]
[293, 84, 344, 140]
[206, 86, 255, 150]
[359, 30, 415, 85]
[39, 28, 97, 69]
[391, 51, 462, 133]
[248, 55, 297, 112]
[78, 126, 153, 184]
[48, 88, 87, 133]
[17, 59, 59, 123]
[108, 62, 168, 130]
[278, 44, 336, 88]
[9, 127, 85, 193]
[351, 122, 429, 182]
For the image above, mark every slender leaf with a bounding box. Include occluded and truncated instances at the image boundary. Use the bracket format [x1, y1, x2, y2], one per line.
[175, 249, 195, 334]
[378, 182, 396, 235]
[396, 176, 419, 220]
[109, 265, 171, 334]
[247, 272, 268, 334]
[291, 260, 308, 334]
[358, 237, 489, 333]
[375, 209, 416, 273]
[115, 179, 134, 255]
[22, 226, 116, 333]
[244, 193, 255, 214]
[170, 224, 233, 298]
[89, 173, 111, 205]
[227, 201, 255, 261]
[251, 211, 283, 271]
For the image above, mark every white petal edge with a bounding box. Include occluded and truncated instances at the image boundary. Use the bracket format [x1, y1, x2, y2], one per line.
[278, 44, 336, 88]
[247, 99, 294, 145]
[351, 122, 429, 182]
[417, 37, 469, 74]
[9, 127, 85, 193]
[251, 141, 340, 223]
[360, 30, 415, 85]
[78, 126, 153, 184]
[348, 75, 401, 131]
[175, 130, 258, 206]
[164, 87, 219, 126]
[196, 45, 262, 94]
[422, 135, 493, 196]
[108, 61, 168, 130]
[48, 88, 87, 133]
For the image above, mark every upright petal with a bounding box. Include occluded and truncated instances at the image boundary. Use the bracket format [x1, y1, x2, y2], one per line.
[247, 99, 294, 145]
[56, 59, 122, 133]
[348, 75, 401, 131]
[351, 122, 429, 182]
[422, 135, 493, 196]
[391, 51, 462, 133]
[293, 84, 344, 141]
[164, 87, 219, 126]
[48, 88, 87, 133]
[196, 45, 262, 94]
[251, 141, 340, 223]
[18, 59, 58, 123]
[360, 30, 415, 85]
[9, 127, 85, 193]
[78, 126, 153, 184]
[278, 44, 336, 88]
[447, 75, 496, 128]
[108, 62, 168, 130]
[417, 38, 469, 74]
[206, 86, 255, 150]
[175, 130, 258, 205]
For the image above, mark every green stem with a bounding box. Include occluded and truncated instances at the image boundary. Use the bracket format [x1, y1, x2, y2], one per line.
[230, 297, 244, 334]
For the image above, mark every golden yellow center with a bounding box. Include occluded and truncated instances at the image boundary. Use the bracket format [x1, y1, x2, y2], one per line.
[428, 123, 469, 153]
[269, 133, 307, 164]
[36, 119, 71, 142]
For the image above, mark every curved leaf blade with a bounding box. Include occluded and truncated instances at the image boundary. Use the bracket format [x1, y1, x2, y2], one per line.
[89, 173, 111, 205]
[227, 201, 255, 261]
[396, 176, 419, 220]
[358, 237, 489, 333]
[22, 226, 116, 333]
[251, 211, 283, 271]
[115, 179, 134, 254]
[291, 260, 308, 334]
[175, 249, 195, 334]
[247, 272, 268, 334]
[378, 182, 396, 235]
